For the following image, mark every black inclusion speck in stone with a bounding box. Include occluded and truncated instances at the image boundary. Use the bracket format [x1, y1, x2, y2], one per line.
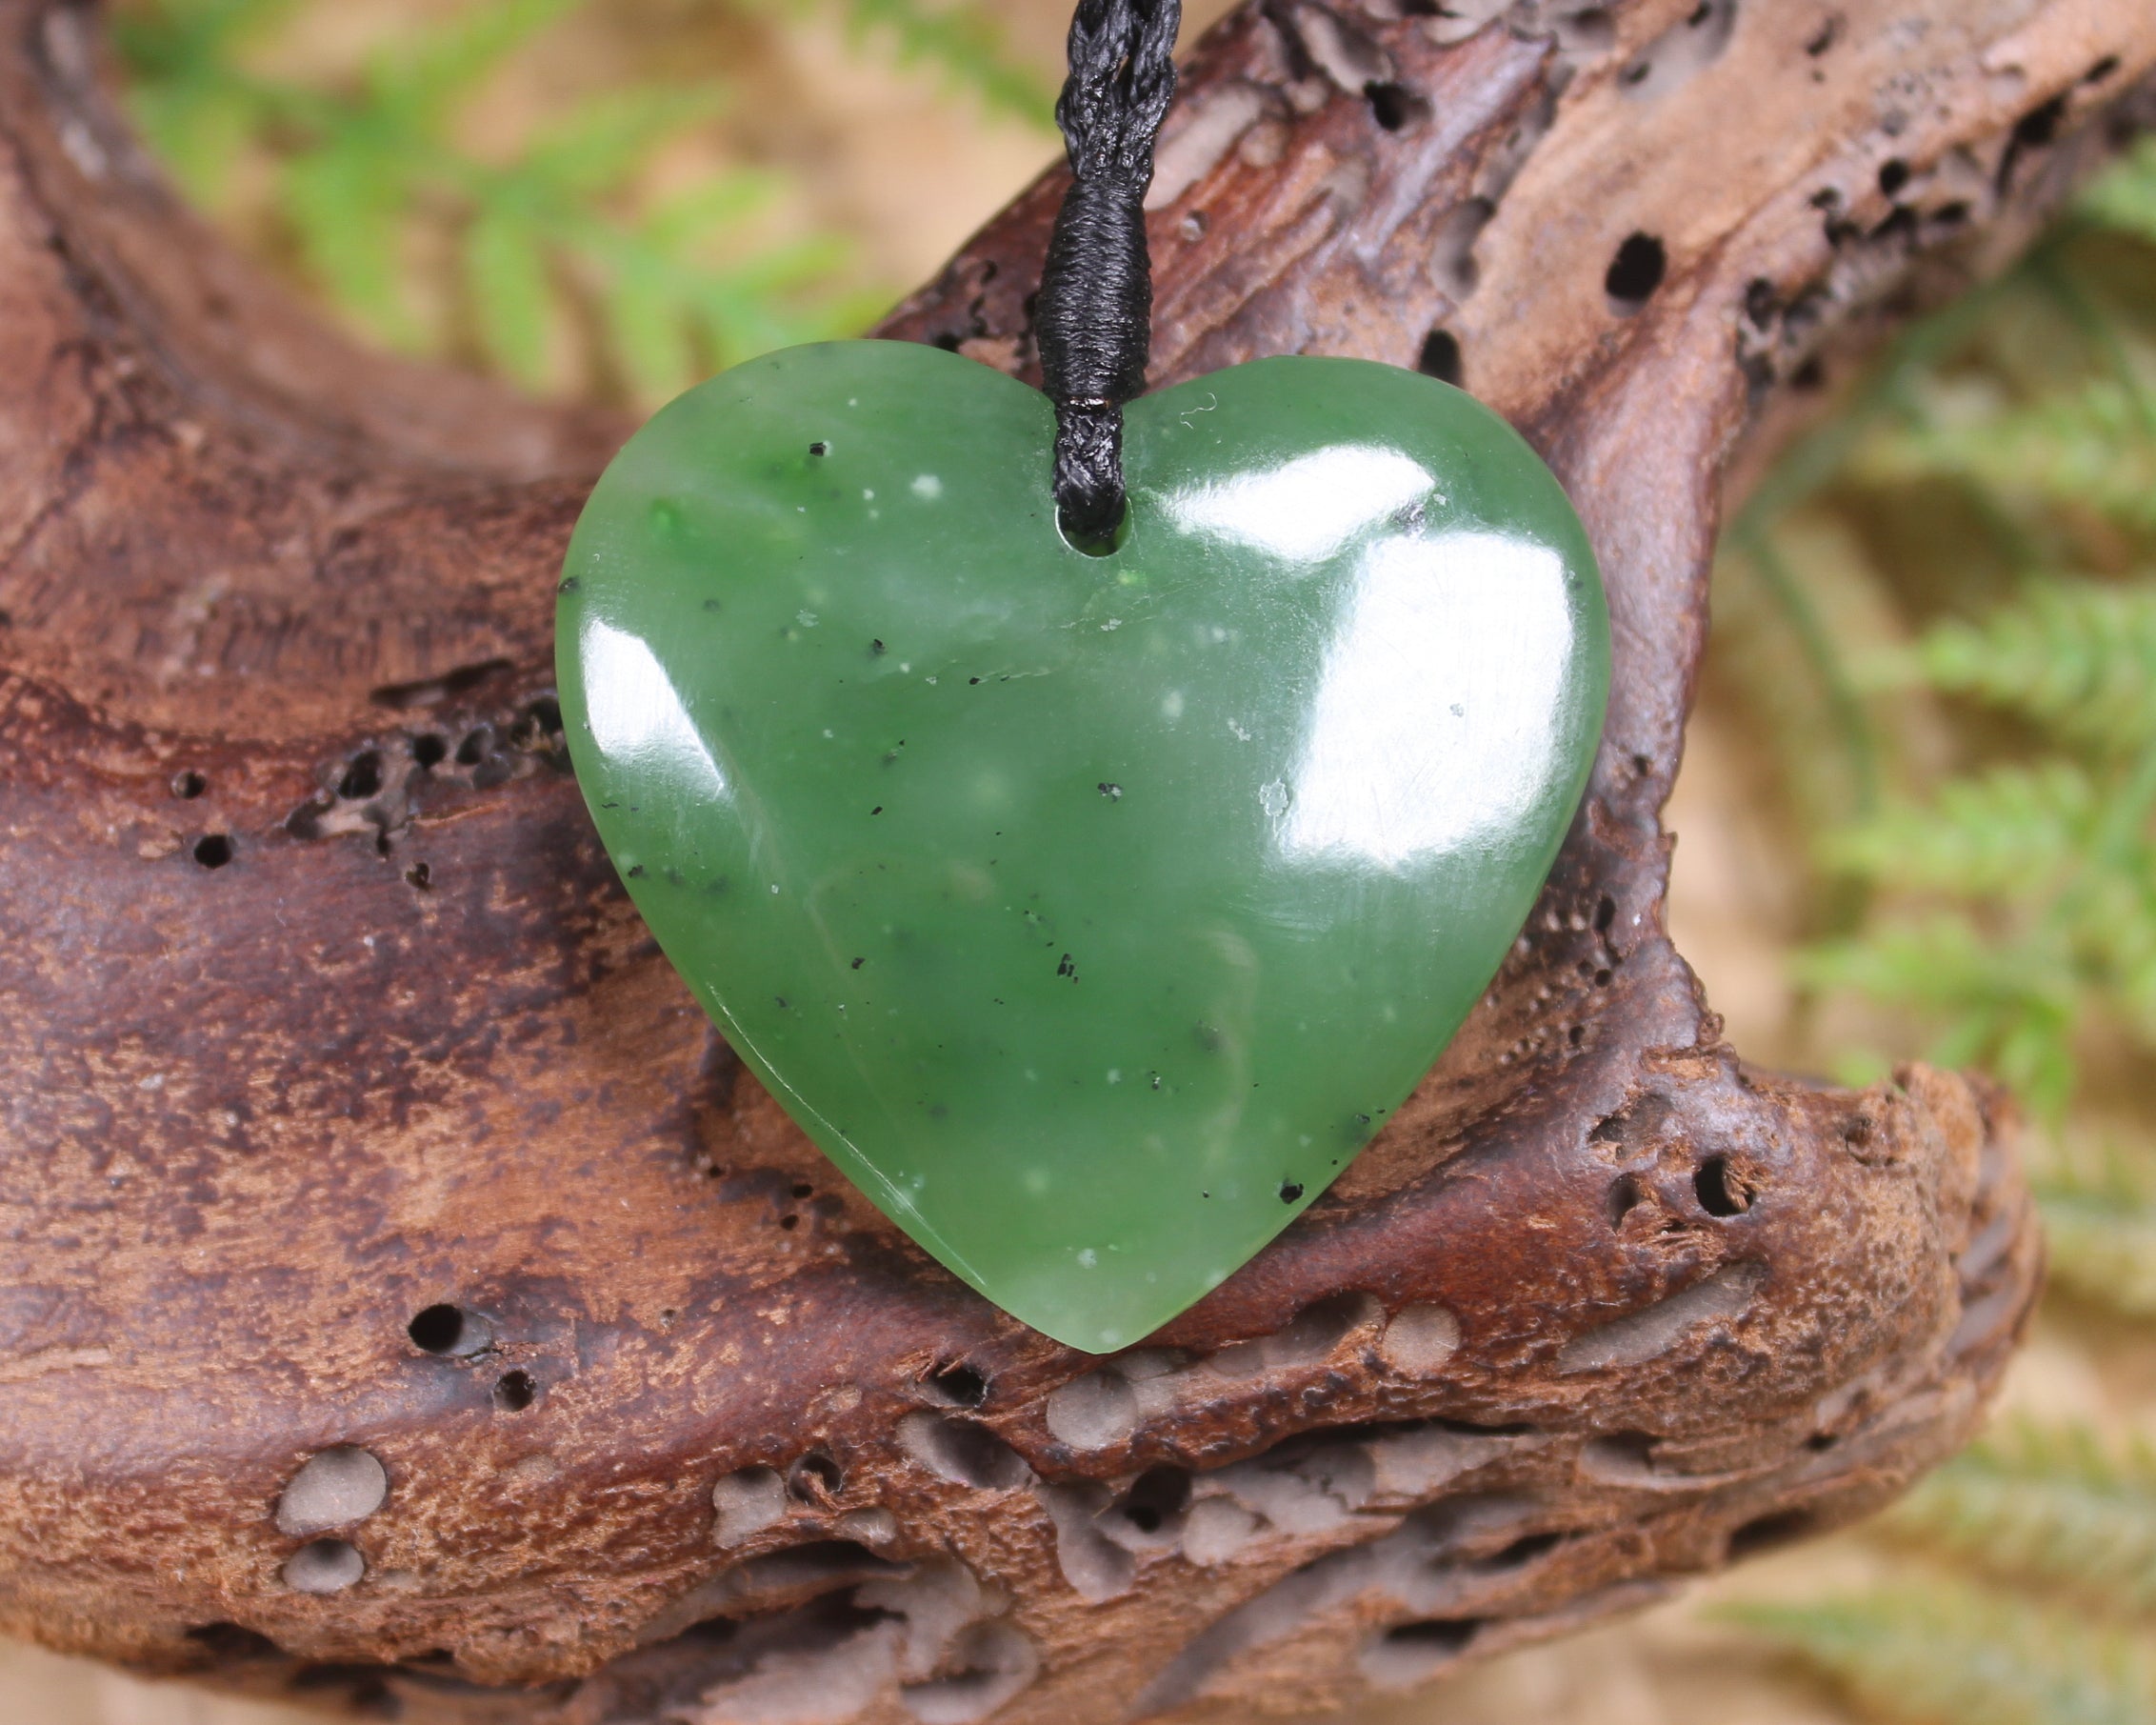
[871, 806, 883, 815]
[1057, 953, 1077, 980]
[1098, 782, 1122, 800]
[1279, 1181, 1305, 1204]
[808, 441, 828, 456]
[851, 956, 865, 969]
[969, 676, 981, 685]
[775, 996, 789, 1009]
[871, 638, 887, 655]
[625, 864, 646, 878]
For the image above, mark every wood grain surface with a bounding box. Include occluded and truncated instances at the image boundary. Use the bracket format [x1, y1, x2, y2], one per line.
[2, 0, 2150, 1719]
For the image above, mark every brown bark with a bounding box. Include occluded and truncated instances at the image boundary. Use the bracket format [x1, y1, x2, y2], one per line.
[0, 0, 2146, 1720]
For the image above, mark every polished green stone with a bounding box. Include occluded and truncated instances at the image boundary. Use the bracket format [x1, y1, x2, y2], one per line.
[557, 340, 1608, 1352]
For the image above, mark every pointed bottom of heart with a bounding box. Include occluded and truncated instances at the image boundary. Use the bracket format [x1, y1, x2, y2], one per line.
[558, 340, 1609, 1352]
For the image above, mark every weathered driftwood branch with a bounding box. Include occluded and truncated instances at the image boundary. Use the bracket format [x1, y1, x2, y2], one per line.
[1, 0, 2148, 1719]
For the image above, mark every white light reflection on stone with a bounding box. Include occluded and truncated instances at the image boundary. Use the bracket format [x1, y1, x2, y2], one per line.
[581, 617, 729, 802]
[1165, 447, 1431, 562]
[1281, 532, 1574, 867]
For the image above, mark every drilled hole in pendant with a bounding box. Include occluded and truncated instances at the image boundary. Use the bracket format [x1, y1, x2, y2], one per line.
[1056, 504, 1130, 559]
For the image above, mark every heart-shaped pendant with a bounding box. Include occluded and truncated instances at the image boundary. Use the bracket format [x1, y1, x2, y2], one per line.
[557, 340, 1608, 1351]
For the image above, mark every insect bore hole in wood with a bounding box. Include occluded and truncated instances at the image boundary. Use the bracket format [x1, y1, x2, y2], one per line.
[1364, 81, 1430, 131]
[409, 1304, 493, 1357]
[337, 752, 382, 800]
[1604, 231, 1667, 310]
[1416, 329, 1463, 386]
[926, 1361, 989, 1407]
[1694, 1154, 1753, 1216]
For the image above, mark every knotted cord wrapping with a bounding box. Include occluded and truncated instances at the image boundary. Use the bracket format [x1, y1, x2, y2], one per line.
[1036, 0, 1182, 547]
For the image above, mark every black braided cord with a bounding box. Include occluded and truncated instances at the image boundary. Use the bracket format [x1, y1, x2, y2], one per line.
[1037, 0, 1182, 547]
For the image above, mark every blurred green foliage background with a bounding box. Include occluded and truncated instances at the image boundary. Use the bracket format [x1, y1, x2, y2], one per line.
[112, 0, 1058, 404]
[1698, 137, 2156, 1725]
[90, 4, 2156, 1720]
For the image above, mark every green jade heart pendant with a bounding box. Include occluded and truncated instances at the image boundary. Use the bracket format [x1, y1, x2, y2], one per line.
[557, 340, 1609, 1352]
